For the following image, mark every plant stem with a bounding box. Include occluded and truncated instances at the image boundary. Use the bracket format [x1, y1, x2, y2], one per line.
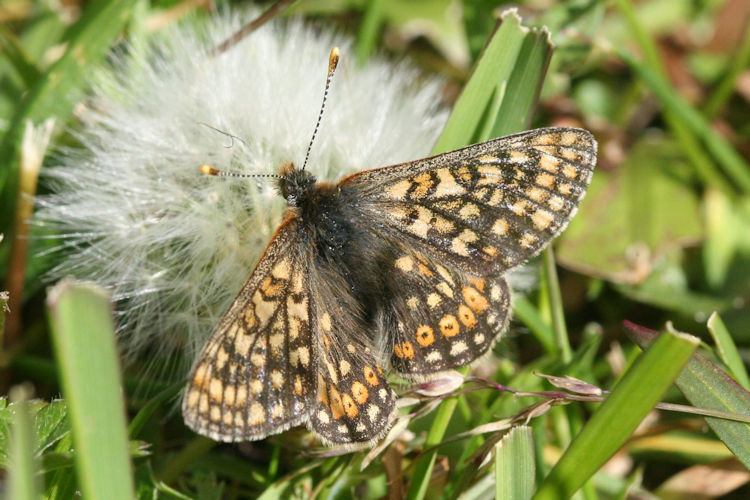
[544, 248, 571, 363]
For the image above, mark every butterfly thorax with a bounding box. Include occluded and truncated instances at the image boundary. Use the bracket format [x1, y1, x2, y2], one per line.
[278, 163, 352, 260]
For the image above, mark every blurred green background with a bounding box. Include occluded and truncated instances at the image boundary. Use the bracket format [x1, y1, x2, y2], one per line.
[1, 0, 749, 499]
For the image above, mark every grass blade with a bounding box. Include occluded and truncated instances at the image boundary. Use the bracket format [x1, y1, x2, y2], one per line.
[512, 296, 556, 354]
[406, 386, 462, 500]
[707, 312, 750, 390]
[356, 0, 385, 65]
[611, 0, 735, 196]
[432, 8, 549, 153]
[491, 26, 552, 137]
[543, 247, 571, 363]
[495, 426, 535, 500]
[702, 21, 750, 118]
[534, 324, 699, 499]
[616, 48, 750, 193]
[0, 24, 41, 87]
[625, 321, 750, 468]
[46, 279, 136, 499]
[8, 385, 41, 500]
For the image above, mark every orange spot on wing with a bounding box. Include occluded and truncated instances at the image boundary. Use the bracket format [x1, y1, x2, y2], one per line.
[342, 394, 358, 418]
[416, 325, 435, 347]
[458, 304, 477, 329]
[243, 309, 256, 329]
[468, 277, 486, 292]
[412, 172, 433, 197]
[439, 315, 460, 337]
[192, 363, 208, 387]
[417, 262, 435, 277]
[455, 166, 472, 181]
[463, 286, 489, 313]
[260, 276, 282, 297]
[329, 387, 345, 419]
[402, 341, 415, 359]
[351, 381, 369, 404]
[364, 366, 380, 386]
[318, 376, 329, 406]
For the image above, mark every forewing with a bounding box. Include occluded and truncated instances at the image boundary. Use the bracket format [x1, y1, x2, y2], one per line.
[182, 218, 316, 442]
[305, 262, 397, 446]
[341, 127, 597, 275]
[378, 249, 510, 377]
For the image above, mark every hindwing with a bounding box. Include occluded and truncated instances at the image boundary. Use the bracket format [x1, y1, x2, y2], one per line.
[378, 249, 511, 376]
[305, 260, 397, 445]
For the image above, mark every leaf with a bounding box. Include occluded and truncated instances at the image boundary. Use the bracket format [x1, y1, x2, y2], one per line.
[614, 253, 734, 316]
[495, 426, 535, 500]
[624, 321, 750, 469]
[433, 8, 552, 153]
[0, 398, 69, 470]
[655, 458, 750, 499]
[707, 312, 750, 390]
[47, 279, 136, 499]
[534, 324, 699, 499]
[7, 386, 41, 500]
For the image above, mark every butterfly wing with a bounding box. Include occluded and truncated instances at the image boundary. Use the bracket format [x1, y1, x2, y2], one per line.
[340, 127, 595, 377]
[182, 218, 317, 442]
[379, 249, 511, 377]
[304, 258, 397, 445]
[340, 127, 597, 276]
[183, 217, 396, 445]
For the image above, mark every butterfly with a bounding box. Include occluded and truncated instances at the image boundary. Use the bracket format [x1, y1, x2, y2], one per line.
[182, 47, 597, 447]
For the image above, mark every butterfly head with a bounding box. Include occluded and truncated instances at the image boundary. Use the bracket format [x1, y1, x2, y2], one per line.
[278, 162, 317, 207]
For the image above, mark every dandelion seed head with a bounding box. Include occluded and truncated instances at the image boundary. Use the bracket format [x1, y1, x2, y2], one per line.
[36, 10, 447, 379]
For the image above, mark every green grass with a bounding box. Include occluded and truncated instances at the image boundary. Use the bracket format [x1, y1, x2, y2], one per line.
[1, 1, 749, 499]
[46, 280, 135, 499]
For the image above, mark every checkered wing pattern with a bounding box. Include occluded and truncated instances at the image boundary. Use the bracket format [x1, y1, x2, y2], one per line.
[308, 328, 396, 445]
[380, 249, 511, 376]
[184, 126, 597, 446]
[341, 128, 597, 276]
[182, 218, 316, 442]
[183, 218, 396, 445]
[305, 263, 396, 445]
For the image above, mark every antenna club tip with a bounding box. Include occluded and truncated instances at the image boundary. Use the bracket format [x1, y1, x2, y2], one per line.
[200, 164, 220, 176]
[328, 46, 340, 73]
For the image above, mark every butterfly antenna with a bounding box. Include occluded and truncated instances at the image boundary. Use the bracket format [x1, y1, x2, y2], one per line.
[200, 164, 283, 180]
[302, 46, 340, 172]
